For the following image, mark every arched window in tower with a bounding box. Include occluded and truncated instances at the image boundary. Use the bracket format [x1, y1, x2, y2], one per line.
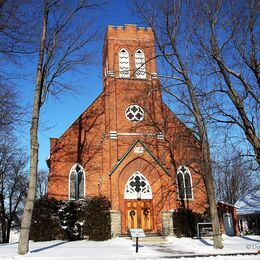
[69, 163, 85, 200]
[135, 49, 146, 79]
[119, 48, 130, 78]
[177, 166, 193, 200]
[124, 171, 152, 199]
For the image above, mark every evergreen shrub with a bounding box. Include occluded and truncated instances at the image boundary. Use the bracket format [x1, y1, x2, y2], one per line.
[58, 200, 85, 240]
[30, 196, 63, 241]
[83, 196, 111, 241]
[30, 196, 111, 241]
[173, 208, 208, 237]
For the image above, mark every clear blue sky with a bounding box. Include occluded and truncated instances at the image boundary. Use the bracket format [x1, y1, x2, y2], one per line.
[18, 1, 142, 171]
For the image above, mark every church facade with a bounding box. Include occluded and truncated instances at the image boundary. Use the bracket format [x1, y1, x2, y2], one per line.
[47, 24, 208, 236]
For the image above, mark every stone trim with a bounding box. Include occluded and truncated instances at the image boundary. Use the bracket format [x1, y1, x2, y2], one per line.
[108, 139, 169, 176]
[110, 210, 121, 237]
[161, 210, 174, 236]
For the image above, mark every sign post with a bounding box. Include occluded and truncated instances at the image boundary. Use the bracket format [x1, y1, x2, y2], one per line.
[129, 229, 145, 253]
[135, 237, 138, 253]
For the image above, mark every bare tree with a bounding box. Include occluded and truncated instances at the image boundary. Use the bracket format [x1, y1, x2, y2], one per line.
[132, 0, 223, 248]
[213, 150, 257, 205]
[0, 82, 24, 134]
[0, 0, 35, 68]
[0, 0, 33, 137]
[18, 0, 104, 254]
[193, 0, 259, 164]
[0, 135, 28, 243]
[0, 81, 27, 243]
[36, 170, 48, 198]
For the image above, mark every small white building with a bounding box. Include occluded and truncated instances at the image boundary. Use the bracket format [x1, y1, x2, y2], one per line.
[234, 189, 260, 235]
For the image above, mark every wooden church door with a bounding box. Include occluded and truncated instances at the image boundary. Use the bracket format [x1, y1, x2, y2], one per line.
[126, 200, 153, 231]
[124, 171, 153, 232]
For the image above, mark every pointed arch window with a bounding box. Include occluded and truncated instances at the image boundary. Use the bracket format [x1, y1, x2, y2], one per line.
[119, 48, 130, 78]
[135, 49, 146, 79]
[177, 166, 193, 200]
[124, 171, 152, 199]
[69, 163, 85, 200]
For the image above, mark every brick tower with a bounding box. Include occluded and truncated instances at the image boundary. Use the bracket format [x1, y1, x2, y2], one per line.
[47, 24, 208, 236]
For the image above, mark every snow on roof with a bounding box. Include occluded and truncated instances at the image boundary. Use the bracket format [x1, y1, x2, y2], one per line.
[218, 201, 238, 208]
[234, 189, 260, 216]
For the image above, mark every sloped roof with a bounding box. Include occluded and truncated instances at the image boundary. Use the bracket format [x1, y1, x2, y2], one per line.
[234, 189, 260, 216]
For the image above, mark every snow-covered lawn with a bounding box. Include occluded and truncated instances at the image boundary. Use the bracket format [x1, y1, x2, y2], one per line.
[0, 235, 259, 259]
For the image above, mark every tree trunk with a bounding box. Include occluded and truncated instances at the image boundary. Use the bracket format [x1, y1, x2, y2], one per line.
[18, 2, 48, 255]
[204, 173, 223, 248]
[193, 99, 223, 249]
[202, 141, 223, 249]
[6, 219, 11, 243]
[175, 47, 224, 248]
[0, 193, 6, 243]
[1, 218, 6, 243]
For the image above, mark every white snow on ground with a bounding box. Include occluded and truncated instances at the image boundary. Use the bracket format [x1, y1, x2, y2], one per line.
[8, 230, 20, 243]
[0, 235, 259, 260]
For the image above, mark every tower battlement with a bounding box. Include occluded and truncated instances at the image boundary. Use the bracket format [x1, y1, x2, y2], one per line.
[107, 24, 152, 31]
[106, 24, 154, 42]
[103, 24, 156, 80]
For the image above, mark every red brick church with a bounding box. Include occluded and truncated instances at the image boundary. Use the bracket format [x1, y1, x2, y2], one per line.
[47, 24, 208, 236]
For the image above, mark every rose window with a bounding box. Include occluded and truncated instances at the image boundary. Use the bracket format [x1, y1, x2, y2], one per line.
[125, 105, 144, 122]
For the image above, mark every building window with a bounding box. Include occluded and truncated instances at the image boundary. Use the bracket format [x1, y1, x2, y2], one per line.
[69, 163, 85, 200]
[177, 166, 193, 200]
[124, 171, 152, 199]
[125, 104, 144, 122]
[135, 49, 146, 79]
[119, 48, 130, 78]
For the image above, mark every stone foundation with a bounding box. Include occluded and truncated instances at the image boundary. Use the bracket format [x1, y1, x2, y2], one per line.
[110, 210, 121, 237]
[161, 210, 174, 236]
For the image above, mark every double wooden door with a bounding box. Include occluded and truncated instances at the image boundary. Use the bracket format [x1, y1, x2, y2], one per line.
[126, 200, 153, 231]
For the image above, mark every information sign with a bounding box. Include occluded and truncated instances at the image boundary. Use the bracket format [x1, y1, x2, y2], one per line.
[129, 229, 145, 238]
[197, 222, 213, 237]
[129, 229, 145, 253]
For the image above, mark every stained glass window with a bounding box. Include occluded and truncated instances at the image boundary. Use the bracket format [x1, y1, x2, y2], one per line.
[69, 163, 85, 200]
[119, 48, 130, 78]
[135, 49, 146, 79]
[125, 105, 144, 122]
[177, 171, 185, 199]
[177, 166, 193, 200]
[124, 172, 152, 199]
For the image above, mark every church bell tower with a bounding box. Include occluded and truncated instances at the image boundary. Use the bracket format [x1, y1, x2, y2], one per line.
[103, 24, 158, 81]
[102, 24, 163, 171]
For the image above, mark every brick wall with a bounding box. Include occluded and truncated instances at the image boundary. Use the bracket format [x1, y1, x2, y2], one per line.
[48, 24, 208, 234]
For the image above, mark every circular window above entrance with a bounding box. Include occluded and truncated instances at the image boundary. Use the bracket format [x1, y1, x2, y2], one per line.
[125, 105, 144, 122]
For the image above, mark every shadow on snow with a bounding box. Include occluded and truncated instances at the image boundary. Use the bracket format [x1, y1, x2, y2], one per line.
[31, 241, 69, 253]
